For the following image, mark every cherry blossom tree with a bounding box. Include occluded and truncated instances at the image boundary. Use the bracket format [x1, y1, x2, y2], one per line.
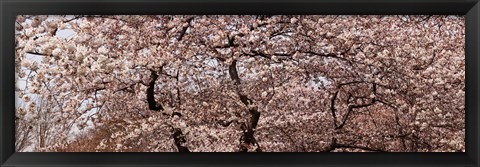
[15, 15, 465, 152]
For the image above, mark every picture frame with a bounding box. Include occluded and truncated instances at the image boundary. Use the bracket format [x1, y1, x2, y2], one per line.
[1, 0, 479, 167]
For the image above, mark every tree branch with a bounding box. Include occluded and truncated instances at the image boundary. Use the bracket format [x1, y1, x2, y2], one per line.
[331, 143, 387, 152]
[147, 69, 163, 111]
[330, 91, 339, 128]
[177, 17, 194, 41]
[172, 128, 190, 152]
[228, 60, 261, 152]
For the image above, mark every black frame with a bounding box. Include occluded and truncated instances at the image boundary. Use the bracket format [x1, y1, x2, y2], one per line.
[1, 0, 479, 167]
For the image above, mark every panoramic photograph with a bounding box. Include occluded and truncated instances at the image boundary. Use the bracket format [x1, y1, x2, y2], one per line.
[14, 15, 465, 152]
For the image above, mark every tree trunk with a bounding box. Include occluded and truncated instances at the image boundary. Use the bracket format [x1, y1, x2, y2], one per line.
[229, 60, 262, 152]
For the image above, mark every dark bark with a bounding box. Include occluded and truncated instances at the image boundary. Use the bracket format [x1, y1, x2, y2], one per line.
[323, 138, 386, 152]
[327, 143, 386, 152]
[175, 70, 181, 107]
[146, 69, 191, 152]
[26, 51, 50, 57]
[177, 17, 194, 41]
[147, 70, 190, 152]
[172, 128, 190, 152]
[239, 108, 262, 152]
[335, 84, 377, 130]
[228, 60, 262, 152]
[336, 97, 376, 130]
[218, 120, 234, 127]
[228, 60, 241, 85]
[171, 112, 182, 118]
[147, 70, 163, 111]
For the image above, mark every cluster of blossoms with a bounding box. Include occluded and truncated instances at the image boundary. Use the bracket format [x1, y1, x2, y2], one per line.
[15, 15, 464, 152]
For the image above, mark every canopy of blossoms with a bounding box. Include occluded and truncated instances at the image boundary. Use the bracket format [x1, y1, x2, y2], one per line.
[15, 15, 465, 152]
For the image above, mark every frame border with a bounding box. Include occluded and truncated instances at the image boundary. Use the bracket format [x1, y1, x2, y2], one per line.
[1, 0, 479, 167]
